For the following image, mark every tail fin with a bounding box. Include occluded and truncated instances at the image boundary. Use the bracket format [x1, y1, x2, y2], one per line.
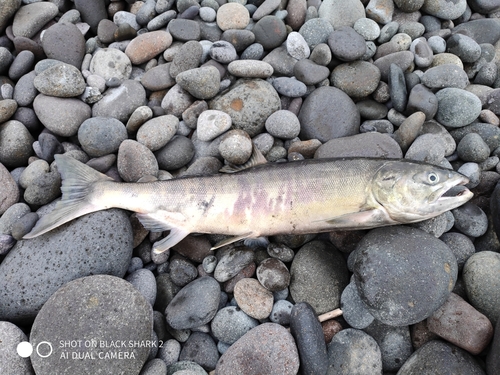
[23, 154, 114, 239]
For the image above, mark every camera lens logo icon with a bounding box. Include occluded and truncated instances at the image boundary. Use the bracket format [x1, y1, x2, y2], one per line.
[17, 341, 53, 358]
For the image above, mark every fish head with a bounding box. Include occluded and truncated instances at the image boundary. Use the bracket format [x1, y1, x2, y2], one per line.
[371, 160, 473, 223]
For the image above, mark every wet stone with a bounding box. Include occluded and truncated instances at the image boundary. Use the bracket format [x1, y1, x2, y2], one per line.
[351, 226, 458, 326]
[327, 328, 383, 375]
[290, 302, 328, 375]
[211, 305, 259, 344]
[165, 276, 221, 330]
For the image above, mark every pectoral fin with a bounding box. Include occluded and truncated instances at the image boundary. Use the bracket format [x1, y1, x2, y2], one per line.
[153, 228, 190, 254]
[321, 208, 396, 229]
[211, 232, 255, 250]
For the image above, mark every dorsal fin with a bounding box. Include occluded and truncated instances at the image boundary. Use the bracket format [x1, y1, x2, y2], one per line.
[219, 144, 267, 173]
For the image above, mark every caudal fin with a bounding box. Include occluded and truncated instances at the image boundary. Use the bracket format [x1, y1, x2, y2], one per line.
[23, 154, 114, 239]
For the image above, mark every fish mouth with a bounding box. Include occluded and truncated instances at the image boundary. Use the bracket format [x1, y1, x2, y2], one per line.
[434, 175, 473, 205]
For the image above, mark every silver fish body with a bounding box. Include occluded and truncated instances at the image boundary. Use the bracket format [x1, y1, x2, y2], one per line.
[24, 154, 473, 253]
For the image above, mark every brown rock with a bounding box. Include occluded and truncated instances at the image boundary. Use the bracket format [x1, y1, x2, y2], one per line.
[287, 139, 322, 158]
[172, 235, 214, 263]
[216, 3, 250, 31]
[322, 319, 342, 344]
[0, 99, 17, 123]
[223, 262, 256, 293]
[125, 30, 173, 65]
[427, 292, 494, 355]
[411, 320, 439, 349]
[233, 278, 273, 319]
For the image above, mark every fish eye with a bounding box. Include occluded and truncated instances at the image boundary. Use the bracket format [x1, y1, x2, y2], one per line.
[428, 172, 439, 184]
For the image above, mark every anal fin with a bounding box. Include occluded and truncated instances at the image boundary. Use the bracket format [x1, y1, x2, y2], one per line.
[211, 232, 254, 250]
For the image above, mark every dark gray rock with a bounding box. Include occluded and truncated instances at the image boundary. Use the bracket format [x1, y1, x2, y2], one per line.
[447, 33, 482, 63]
[389, 63, 408, 113]
[452, 202, 488, 237]
[330, 61, 381, 98]
[30, 275, 152, 374]
[351, 226, 458, 326]
[126, 268, 157, 306]
[397, 340, 485, 375]
[435, 88, 482, 128]
[463, 251, 500, 325]
[179, 332, 219, 371]
[42, 22, 86, 68]
[407, 84, 438, 120]
[486, 318, 500, 375]
[165, 276, 220, 330]
[211, 306, 259, 344]
[327, 26, 366, 61]
[13, 71, 37, 106]
[155, 135, 195, 170]
[452, 18, 500, 45]
[0, 120, 34, 168]
[74, 0, 108, 33]
[373, 51, 414, 81]
[293, 59, 330, 85]
[298, 86, 359, 143]
[290, 241, 349, 315]
[363, 320, 413, 372]
[0, 209, 133, 323]
[252, 16, 287, 50]
[78, 117, 128, 158]
[290, 302, 328, 375]
[168, 19, 201, 41]
[167, 257, 198, 287]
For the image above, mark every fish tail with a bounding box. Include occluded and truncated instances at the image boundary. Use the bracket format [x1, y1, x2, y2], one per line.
[23, 154, 114, 239]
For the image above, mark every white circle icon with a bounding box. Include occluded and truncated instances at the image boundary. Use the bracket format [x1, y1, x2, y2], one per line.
[17, 341, 33, 358]
[36, 341, 53, 358]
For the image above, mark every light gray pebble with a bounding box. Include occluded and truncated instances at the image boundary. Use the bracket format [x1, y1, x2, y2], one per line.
[286, 31, 310, 60]
[269, 299, 294, 325]
[126, 268, 157, 306]
[211, 306, 259, 344]
[176, 66, 220, 100]
[0, 321, 34, 374]
[452, 202, 488, 238]
[298, 18, 334, 49]
[197, 110, 232, 142]
[214, 247, 255, 282]
[411, 212, 451, 238]
[309, 43, 332, 66]
[139, 358, 167, 375]
[271, 77, 307, 97]
[210, 41, 237, 64]
[126, 106, 154, 133]
[113, 11, 141, 30]
[327, 328, 383, 374]
[0, 203, 31, 235]
[265, 110, 300, 140]
[89, 48, 132, 81]
[354, 17, 380, 41]
[157, 339, 181, 366]
[267, 242, 294, 262]
[199, 7, 216, 22]
[241, 43, 265, 60]
[136, 115, 178, 152]
[202, 255, 217, 274]
[428, 35, 446, 53]
[227, 60, 273, 78]
[219, 129, 253, 165]
[252, 133, 274, 155]
[13, 71, 38, 107]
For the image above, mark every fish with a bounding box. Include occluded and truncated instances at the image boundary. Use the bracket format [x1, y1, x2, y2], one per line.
[23, 150, 473, 254]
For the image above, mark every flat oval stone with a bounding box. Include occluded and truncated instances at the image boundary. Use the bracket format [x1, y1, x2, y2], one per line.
[137, 115, 178, 151]
[298, 86, 360, 142]
[215, 323, 299, 375]
[78, 117, 128, 157]
[234, 278, 273, 320]
[89, 48, 132, 81]
[272, 77, 307, 97]
[373, 50, 414, 81]
[216, 3, 250, 31]
[435, 88, 482, 128]
[117, 140, 159, 182]
[141, 63, 176, 91]
[33, 64, 86, 98]
[290, 241, 349, 314]
[33, 94, 91, 137]
[165, 276, 221, 330]
[0, 209, 132, 323]
[0, 120, 34, 168]
[315, 132, 402, 159]
[351, 226, 458, 326]
[331, 61, 381, 98]
[12, 2, 58, 38]
[328, 26, 366, 61]
[30, 275, 152, 374]
[42, 22, 86, 68]
[211, 306, 259, 344]
[209, 78, 281, 137]
[228, 60, 273, 78]
[92, 80, 146, 123]
[294, 59, 330, 85]
[168, 19, 200, 41]
[125, 30, 172, 65]
[252, 16, 287, 50]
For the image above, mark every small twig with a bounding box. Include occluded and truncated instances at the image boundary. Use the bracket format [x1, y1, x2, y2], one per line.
[318, 308, 343, 322]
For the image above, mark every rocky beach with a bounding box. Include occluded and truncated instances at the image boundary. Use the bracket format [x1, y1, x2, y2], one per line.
[1, 0, 500, 374]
